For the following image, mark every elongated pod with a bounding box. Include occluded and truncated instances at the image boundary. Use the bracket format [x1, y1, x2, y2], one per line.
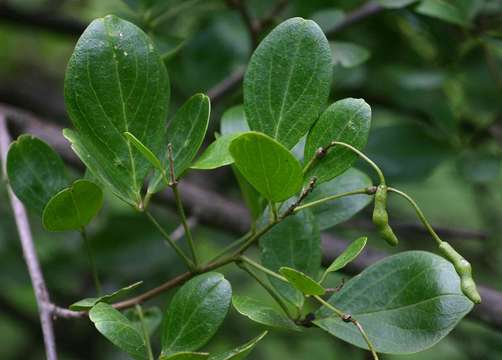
[372, 185, 398, 247]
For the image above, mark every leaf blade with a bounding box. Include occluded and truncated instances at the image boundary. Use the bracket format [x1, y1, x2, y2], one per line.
[209, 331, 267, 360]
[279, 267, 325, 296]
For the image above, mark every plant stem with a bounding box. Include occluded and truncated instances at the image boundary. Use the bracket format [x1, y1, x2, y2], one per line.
[232, 221, 278, 256]
[209, 231, 252, 262]
[239, 256, 288, 282]
[145, 211, 195, 270]
[237, 262, 296, 319]
[313, 295, 379, 360]
[387, 187, 442, 246]
[81, 229, 102, 295]
[270, 201, 278, 222]
[294, 188, 373, 213]
[135, 304, 154, 360]
[172, 184, 199, 267]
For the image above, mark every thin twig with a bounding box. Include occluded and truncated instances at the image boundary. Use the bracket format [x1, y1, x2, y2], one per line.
[225, 0, 259, 47]
[0, 114, 58, 360]
[325, 1, 384, 38]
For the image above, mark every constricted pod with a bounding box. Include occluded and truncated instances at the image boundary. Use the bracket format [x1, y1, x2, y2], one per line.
[372, 185, 399, 247]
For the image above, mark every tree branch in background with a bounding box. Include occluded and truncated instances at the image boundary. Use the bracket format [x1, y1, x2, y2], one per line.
[0, 114, 58, 360]
[325, 1, 384, 38]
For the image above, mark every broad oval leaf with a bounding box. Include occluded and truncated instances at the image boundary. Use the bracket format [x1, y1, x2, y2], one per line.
[314, 251, 474, 354]
[243, 17, 332, 149]
[149, 93, 210, 194]
[160, 353, 209, 360]
[321, 237, 367, 280]
[89, 302, 148, 360]
[308, 168, 373, 230]
[304, 98, 371, 184]
[190, 133, 241, 170]
[161, 272, 232, 355]
[7, 135, 68, 214]
[260, 207, 321, 307]
[42, 179, 103, 231]
[229, 132, 303, 202]
[64, 15, 170, 208]
[232, 296, 301, 332]
[70, 281, 143, 310]
[279, 267, 325, 296]
[209, 331, 267, 360]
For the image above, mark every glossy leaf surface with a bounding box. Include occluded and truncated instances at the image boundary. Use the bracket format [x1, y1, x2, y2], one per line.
[161, 273, 232, 355]
[7, 135, 68, 213]
[305, 98, 371, 184]
[323, 237, 367, 275]
[230, 132, 303, 202]
[42, 179, 103, 231]
[244, 17, 332, 149]
[314, 251, 473, 354]
[64, 15, 170, 207]
[232, 296, 301, 332]
[279, 267, 325, 296]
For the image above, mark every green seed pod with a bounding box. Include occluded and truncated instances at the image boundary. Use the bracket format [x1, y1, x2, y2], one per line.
[372, 185, 398, 247]
[439, 241, 481, 304]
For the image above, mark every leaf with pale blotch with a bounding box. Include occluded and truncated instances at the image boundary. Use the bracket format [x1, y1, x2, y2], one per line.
[70, 281, 142, 310]
[304, 98, 371, 184]
[161, 273, 232, 356]
[89, 302, 148, 360]
[7, 135, 68, 214]
[42, 179, 103, 231]
[314, 251, 474, 354]
[64, 15, 170, 207]
[244, 17, 332, 149]
[279, 267, 325, 296]
[230, 132, 303, 202]
[209, 331, 267, 360]
[232, 296, 301, 332]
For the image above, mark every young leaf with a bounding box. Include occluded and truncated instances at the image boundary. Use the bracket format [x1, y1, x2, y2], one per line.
[64, 15, 170, 208]
[321, 237, 367, 281]
[260, 208, 321, 307]
[309, 168, 373, 230]
[124, 131, 163, 171]
[243, 17, 332, 149]
[160, 352, 209, 360]
[42, 179, 103, 232]
[70, 281, 143, 310]
[330, 41, 370, 68]
[279, 267, 325, 296]
[161, 273, 232, 356]
[149, 94, 210, 194]
[89, 302, 149, 360]
[191, 133, 242, 170]
[314, 251, 474, 354]
[232, 296, 301, 332]
[209, 331, 267, 360]
[229, 132, 303, 202]
[6, 135, 68, 214]
[304, 98, 371, 184]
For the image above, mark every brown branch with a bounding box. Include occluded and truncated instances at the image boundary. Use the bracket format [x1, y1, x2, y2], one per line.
[224, 0, 259, 47]
[325, 1, 384, 38]
[0, 3, 85, 36]
[0, 114, 58, 359]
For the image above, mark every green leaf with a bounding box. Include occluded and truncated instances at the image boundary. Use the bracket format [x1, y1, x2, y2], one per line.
[243, 17, 332, 149]
[64, 15, 170, 208]
[89, 302, 148, 360]
[309, 168, 373, 230]
[6, 135, 68, 214]
[229, 132, 303, 202]
[161, 273, 232, 355]
[279, 267, 325, 296]
[70, 281, 143, 310]
[42, 179, 103, 232]
[378, 0, 418, 8]
[330, 41, 370, 68]
[209, 331, 267, 360]
[191, 133, 242, 170]
[415, 0, 474, 27]
[160, 352, 209, 360]
[260, 208, 321, 307]
[322, 237, 367, 276]
[124, 131, 163, 171]
[232, 296, 301, 332]
[314, 251, 474, 354]
[304, 98, 371, 184]
[220, 105, 249, 136]
[149, 94, 210, 194]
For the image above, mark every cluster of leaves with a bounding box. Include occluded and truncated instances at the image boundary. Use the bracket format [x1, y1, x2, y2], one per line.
[4, 4, 488, 359]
